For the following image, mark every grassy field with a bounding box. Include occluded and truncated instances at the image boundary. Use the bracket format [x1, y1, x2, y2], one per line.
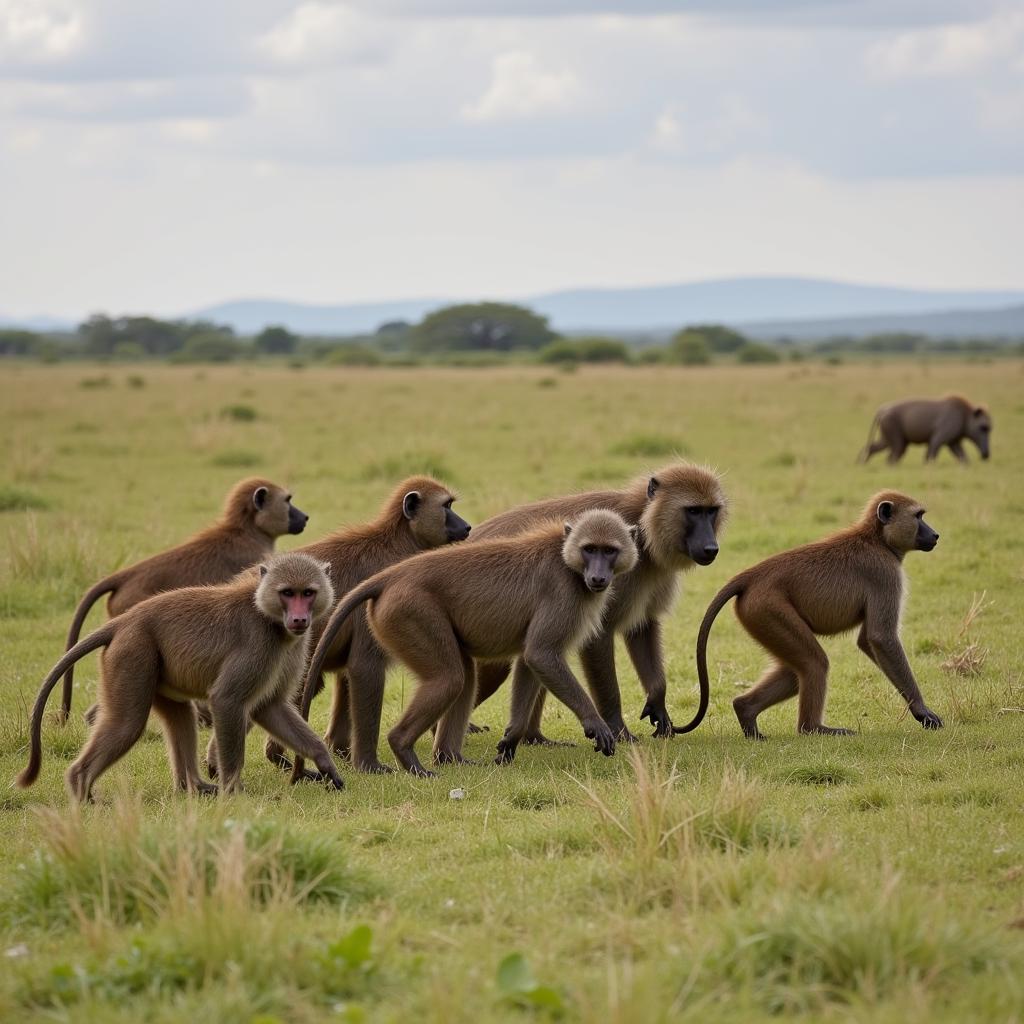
[0, 359, 1022, 1023]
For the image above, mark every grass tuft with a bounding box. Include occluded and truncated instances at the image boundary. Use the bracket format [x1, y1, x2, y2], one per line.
[942, 642, 988, 676]
[219, 404, 258, 422]
[578, 750, 797, 868]
[706, 876, 1005, 1012]
[0, 486, 48, 513]
[3, 800, 376, 930]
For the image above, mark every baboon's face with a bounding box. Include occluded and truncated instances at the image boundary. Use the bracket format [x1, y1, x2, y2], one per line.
[404, 487, 471, 548]
[681, 506, 721, 565]
[639, 465, 727, 570]
[253, 485, 309, 538]
[967, 407, 992, 460]
[562, 512, 638, 592]
[877, 497, 938, 554]
[257, 556, 334, 635]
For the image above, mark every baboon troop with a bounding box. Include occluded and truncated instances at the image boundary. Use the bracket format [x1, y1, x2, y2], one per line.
[15, 381, 990, 803]
[60, 477, 307, 724]
[297, 509, 638, 776]
[697, 491, 942, 740]
[17, 553, 341, 801]
[860, 394, 992, 464]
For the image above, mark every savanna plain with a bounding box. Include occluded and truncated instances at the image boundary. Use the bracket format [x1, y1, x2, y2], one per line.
[0, 359, 1022, 1023]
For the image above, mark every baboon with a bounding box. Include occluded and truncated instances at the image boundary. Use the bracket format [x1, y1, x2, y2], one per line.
[61, 477, 308, 723]
[449, 463, 727, 756]
[296, 509, 639, 777]
[16, 553, 342, 801]
[251, 476, 470, 775]
[860, 395, 992, 464]
[693, 491, 942, 740]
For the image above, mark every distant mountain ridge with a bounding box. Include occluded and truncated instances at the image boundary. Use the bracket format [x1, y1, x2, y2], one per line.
[4, 277, 1024, 339]
[742, 303, 1024, 342]
[189, 277, 1024, 336]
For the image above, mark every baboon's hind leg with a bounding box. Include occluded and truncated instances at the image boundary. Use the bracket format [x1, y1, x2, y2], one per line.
[153, 694, 217, 796]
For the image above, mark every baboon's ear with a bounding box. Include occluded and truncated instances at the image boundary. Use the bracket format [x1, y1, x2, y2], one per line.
[402, 491, 421, 520]
[259, 564, 269, 577]
[253, 486, 269, 510]
[564, 522, 573, 538]
[319, 560, 331, 576]
[628, 524, 639, 543]
[647, 477, 660, 500]
[876, 500, 895, 524]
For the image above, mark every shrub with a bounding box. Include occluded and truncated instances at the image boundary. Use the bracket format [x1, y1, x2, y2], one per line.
[325, 345, 382, 367]
[220, 404, 258, 422]
[737, 342, 781, 364]
[538, 337, 631, 364]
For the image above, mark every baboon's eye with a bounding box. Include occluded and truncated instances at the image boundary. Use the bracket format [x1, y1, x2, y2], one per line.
[285, 494, 292, 502]
[302, 588, 315, 598]
[281, 588, 295, 598]
[915, 510, 925, 519]
[602, 546, 618, 557]
[443, 498, 454, 509]
[581, 544, 597, 555]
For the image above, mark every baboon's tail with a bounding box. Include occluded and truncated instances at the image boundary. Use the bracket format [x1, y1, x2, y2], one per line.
[858, 412, 882, 463]
[59, 572, 123, 723]
[16, 624, 115, 788]
[299, 577, 387, 720]
[672, 576, 747, 735]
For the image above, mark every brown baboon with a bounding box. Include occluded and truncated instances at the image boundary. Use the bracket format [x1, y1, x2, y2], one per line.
[255, 476, 471, 775]
[860, 395, 992, 463]
[693, 491, 942, 740]
[296, 509, 639, 777]
[62, 477, 308, 723]
[451, 463, 727, 756]
[16, 553, 341, 802]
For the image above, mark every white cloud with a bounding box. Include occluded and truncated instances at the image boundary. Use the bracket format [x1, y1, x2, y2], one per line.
[461, 50, 581, 121]
[256, 1, 384, 66]
[866, 12, 1024, 77]
[0, 0, 83, 60]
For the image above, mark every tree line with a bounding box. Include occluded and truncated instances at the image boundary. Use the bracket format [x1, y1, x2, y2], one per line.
[2, 304, 1021, 365]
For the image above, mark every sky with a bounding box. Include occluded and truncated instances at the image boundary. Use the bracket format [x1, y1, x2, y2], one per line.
[1, 0, 1023, 320]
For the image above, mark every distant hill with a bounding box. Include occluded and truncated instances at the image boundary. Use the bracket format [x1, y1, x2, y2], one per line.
[188, 298, 448, 336]
[5, 277, 1024, 339]
[192, 278, 1024, 337]
[741, 303, 1024, 342]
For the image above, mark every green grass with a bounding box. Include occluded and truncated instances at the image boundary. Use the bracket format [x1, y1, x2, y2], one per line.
[1, 360, 1022, 1022]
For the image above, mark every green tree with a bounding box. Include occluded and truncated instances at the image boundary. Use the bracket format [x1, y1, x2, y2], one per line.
[688, 323, 748, 353]
[0, 329, 40, 356]
[669, 331, 710, 365]
[412, 303, 555, 353]
[78, 314, 120, 356]
[254, 325, 298, 355]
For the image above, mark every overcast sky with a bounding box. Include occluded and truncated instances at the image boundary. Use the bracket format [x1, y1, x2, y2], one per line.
[2, 0, 1023, 319]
